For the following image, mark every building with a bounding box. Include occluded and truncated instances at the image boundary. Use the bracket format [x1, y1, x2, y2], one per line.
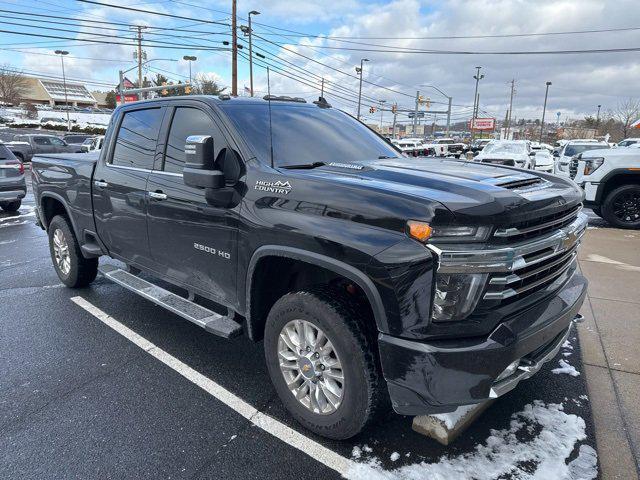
[20, 77, 98, 108]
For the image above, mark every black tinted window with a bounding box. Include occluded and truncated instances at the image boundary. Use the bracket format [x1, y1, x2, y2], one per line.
[33, 137, 51, 145]
[112, 108, 163, 169]
[164, 107, 220, 174]
[220, 103, 399, 167]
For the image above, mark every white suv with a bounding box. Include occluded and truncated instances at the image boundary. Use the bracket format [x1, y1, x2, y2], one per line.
[554, 140, 610, 177]
[572, 148, 640, 228]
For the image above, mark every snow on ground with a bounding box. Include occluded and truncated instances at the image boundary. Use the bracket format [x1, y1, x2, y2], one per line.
[347, 400, 597, 480]
[552, 359, 581, 377]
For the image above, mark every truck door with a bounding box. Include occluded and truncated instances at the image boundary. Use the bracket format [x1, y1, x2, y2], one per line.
[32, 136, 56, 154]
[92, 106, 166, 267]
[146, 104, 239, 307]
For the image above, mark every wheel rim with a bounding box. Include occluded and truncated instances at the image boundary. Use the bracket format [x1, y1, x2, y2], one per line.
[52, 228, 71, 275]
[612, 191, 640, 223]
[277, 319, 344, 415]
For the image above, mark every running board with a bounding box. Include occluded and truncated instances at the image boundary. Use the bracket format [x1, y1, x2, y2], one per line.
[98, 265, 242, 338]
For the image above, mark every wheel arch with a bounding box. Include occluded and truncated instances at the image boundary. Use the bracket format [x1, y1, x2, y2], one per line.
[40, 193, 78, 233]
[245, 246, 386, 342]
[596, 170, 640, 203]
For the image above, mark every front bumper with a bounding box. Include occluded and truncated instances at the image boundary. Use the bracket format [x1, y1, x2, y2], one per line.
[379, 270, 587, 415]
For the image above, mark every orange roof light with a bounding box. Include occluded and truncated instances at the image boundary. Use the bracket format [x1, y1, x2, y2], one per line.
[407, 221, 433, 242]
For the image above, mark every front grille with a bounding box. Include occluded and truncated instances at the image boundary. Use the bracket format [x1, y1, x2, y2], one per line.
[493, 205, 581, 243]
[569, 157, 579, 179]
[483, 244, 578, 305]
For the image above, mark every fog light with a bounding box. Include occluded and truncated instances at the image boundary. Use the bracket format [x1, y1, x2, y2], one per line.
[496, 359, 521, 382]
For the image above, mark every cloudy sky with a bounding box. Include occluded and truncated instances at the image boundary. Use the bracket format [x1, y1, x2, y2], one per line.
[2, 0, 639, 126]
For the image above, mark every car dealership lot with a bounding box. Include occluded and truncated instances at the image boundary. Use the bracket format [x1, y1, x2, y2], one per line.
[1, 179, 627, 480]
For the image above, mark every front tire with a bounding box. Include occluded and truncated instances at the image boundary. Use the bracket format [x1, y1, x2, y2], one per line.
[48, 215, 98, 287]
[601, 185, 640, 229]
[0, 200, 21, 212]
[264, 286, 386, 440]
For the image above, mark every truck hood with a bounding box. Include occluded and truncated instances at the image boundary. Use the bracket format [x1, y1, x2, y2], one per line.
[299, 157, 583, 226]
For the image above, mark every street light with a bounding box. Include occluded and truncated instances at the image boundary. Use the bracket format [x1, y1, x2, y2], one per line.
[596, 104, 602, 130]
[539, 81, 552, 143]
[471, 66, 484, 141]
[247, 10, 260, 97]
[356, 58, 370, 121]
[182, 55, 197, 84]
[54, 50, 70, 132]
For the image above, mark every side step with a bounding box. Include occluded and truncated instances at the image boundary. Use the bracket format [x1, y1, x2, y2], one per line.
[98, 264, 242, 338]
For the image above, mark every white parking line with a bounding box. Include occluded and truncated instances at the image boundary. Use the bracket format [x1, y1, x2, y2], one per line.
[70, 296, 355, 477]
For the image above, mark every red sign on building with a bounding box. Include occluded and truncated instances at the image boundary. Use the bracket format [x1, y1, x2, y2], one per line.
[116, 77, 139, 103]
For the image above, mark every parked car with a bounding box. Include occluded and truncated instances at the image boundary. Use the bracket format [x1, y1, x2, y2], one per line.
[617, 138, 640, 148]
[469, 138, 491, 154]
[533, 149, 554, 173]
[2, 138, 34, 163]
[32, 95, 588, 440]
[571, 147, 640, 228]
[435, 137, 467, 155]
[63, 134, 94, 146]
[553, 140, 610, 177]
[0, 143, 26, 212]
[12, 134, 84, 154]
[391, 138, 433, 156]
[474, 140, 536, 169]
[80, 136, 104, 153]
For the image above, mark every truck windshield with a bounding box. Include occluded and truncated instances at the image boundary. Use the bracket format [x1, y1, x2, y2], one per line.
[220, 103, 399, 167]
[564, 144, 609, 156]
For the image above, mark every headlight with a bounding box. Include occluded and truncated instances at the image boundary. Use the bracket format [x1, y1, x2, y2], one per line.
[584, 157, 604, 176]
[432, 273, 488, 322]
[430, 225, 491, 243]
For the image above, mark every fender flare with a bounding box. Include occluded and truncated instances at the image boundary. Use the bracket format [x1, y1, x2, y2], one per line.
[245, 246, 387, 339]
[39, 192, 80, 235]
[595, 169, 640, 203]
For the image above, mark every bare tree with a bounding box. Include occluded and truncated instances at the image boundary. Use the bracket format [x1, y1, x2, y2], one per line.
[610, 98, 640, 139]
[0, 65, 29, 106]
[194, 73, 226, 96]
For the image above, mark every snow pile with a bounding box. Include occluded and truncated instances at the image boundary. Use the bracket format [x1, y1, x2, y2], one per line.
[346, 401, 597, 480]
[552, 359, 581, 377]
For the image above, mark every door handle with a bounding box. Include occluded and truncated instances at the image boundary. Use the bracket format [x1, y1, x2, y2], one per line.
[149, 191, 168, 200]
[94, 180, 108, 188]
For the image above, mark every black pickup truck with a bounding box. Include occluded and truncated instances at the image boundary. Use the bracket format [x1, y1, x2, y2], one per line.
[32, 95, 588, 440]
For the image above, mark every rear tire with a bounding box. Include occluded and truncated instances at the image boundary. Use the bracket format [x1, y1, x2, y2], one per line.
[264, 286, 386, 440]
[48, 215, 98, 288]
[0, 200, 21, 212]
[601, 185, 640, 229]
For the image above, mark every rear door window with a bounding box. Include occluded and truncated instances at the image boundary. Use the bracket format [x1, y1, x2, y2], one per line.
[33, 136, 51, 145]
[163, 107, 225, 174]
[111, 108, 164, 170]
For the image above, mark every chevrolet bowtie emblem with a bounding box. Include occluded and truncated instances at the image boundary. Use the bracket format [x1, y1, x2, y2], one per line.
[302, 364, 312, 373]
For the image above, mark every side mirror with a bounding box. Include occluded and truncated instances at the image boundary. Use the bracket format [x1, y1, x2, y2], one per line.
[529, 151, 536, 156]
[183, 135, 225, 189]
[553, 150, 560, 157]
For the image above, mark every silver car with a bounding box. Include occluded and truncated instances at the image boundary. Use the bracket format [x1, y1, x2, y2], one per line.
[0, 143, 26, 212]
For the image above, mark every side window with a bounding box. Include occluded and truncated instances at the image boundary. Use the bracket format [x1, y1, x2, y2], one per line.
[33, 136, 51, 145]
[163, 107, 224, 174]
[112, 108, 163, 170]
[50, 137, 65, 146]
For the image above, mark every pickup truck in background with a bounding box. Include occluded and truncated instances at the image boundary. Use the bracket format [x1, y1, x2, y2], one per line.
[2, 138, 33, 163]
[572, 146, 640, 228]
[32, 95, 588, 440]
[12, 134, 84, 156]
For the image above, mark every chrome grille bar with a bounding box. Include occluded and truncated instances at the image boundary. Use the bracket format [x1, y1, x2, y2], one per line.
[493, 206, 581, 238]
[489, 247, 578, 286]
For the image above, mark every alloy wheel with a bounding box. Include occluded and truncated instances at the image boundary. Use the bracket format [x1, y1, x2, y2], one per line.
[52, 228, 71, 275]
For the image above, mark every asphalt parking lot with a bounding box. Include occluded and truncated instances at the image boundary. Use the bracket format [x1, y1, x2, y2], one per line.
[1, 177, 603, 479]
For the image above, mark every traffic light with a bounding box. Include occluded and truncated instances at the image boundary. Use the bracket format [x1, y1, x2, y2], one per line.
[369, 106, 376, 113]
[391, 104, 397, 114]
[161, 82, 168, 96]
[185, 85, 192, 95]
[425, 97, 431, 109]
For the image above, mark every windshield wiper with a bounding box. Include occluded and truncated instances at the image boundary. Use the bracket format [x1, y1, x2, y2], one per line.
[280, 161, 326, 170]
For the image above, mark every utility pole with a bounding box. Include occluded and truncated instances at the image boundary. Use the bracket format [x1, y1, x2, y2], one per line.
[378, 99, 386, 132]
[596, 104, 601, 130]
[413, 90, 420, 135]
[446, 96, 452, 136]
[54, 50, 70, 131]
[118, 70, 125, 105]
[320, 78, 324, 97]
[132, 26, 148, 99]
[471, 66, 484, 141]
[231, 0, 238, 96]
[392, 104, 397, 139]
[247, 10, 259, 97]
[356, 58, 369, 120]
[539, 81, 552, 143]
[506, 79, 515, 138]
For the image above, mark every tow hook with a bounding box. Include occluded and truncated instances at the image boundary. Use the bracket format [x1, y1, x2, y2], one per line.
[573, 314, 585, 324]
